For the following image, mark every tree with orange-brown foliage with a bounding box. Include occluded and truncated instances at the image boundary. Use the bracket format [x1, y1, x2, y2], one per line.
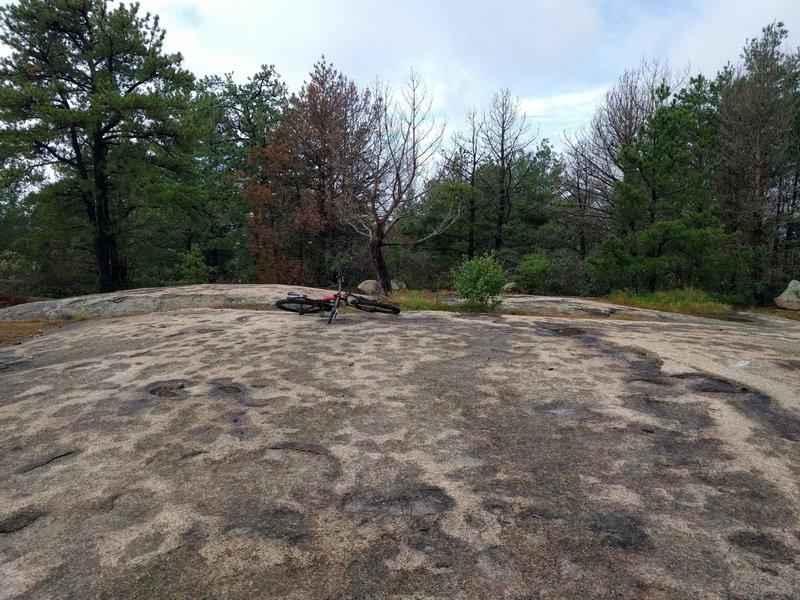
[245, 59, 378, 285]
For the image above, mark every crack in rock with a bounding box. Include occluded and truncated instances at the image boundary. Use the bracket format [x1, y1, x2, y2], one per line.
[17, 449, 80, 474]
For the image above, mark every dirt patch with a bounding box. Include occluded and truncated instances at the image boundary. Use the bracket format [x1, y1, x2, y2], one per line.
[0, 321, 63, 348]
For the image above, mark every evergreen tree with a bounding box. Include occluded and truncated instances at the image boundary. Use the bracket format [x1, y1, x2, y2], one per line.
[0, 0, 195, 292]
[716, 22, 800, 302]
[187, 66, 287, 283]
[591, 81, 728, 292]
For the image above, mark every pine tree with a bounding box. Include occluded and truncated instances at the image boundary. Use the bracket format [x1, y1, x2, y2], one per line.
[0, 0, 195, 291]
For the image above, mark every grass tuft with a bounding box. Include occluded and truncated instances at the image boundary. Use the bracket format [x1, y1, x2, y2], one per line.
[607, 288, 733, 314]
[391, 290, 473, 313]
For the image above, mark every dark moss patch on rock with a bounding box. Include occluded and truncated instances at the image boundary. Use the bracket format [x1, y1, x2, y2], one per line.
[147, 381, 186, 398]
[588, 512, 654, 553]
[342, 486, 455, 518]
[0, 508, 46, 533]
[728, 530, 797, 564]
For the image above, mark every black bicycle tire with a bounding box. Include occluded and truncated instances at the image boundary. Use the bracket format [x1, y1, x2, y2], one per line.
[351, 298, 401, 314]
[276, 298, 323, 315]
[327, 295, 341, 324]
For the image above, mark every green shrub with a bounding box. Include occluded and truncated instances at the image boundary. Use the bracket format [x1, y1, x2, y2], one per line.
[167, 246, 217, 286]
[454, 253, 505, 309]
[516, 251, 550, 294]
[515, 250, 589, 296]
[0, 250, 38, 296]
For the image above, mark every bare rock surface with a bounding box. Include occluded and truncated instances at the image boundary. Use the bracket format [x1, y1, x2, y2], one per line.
[0, 284, 771, 325]
[1, 285, 799, 598]
[0, 284, 322, 322]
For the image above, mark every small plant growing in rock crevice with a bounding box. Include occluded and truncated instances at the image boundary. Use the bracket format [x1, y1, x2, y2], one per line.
[455, 253, 505, 310]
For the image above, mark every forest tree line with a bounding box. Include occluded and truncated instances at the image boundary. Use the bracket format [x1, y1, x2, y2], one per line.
[1, 0, 798, 305]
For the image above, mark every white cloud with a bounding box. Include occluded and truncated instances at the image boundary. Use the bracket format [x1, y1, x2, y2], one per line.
[520, 87, 609, 121]
[5, 0, 800, 147]
[666, 0, 800, 76]
[518, 87, 609, 146]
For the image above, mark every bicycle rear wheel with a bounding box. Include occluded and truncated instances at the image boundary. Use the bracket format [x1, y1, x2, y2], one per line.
[351, 298, 400, 314]
[276, 298, 323, 315]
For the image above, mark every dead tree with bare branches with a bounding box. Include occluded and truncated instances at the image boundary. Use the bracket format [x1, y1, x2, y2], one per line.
[344, 72, 448, 295]
[480, 89, 538, 250]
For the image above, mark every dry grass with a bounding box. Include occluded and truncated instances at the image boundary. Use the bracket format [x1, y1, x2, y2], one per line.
[755, 308, 800, 322]
[0, 321, 64, 347]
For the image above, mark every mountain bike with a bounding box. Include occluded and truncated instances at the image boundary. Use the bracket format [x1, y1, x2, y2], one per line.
[276, 276, 400, 324]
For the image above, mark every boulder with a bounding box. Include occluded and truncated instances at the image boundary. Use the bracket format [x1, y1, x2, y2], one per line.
[391, 280, 407, 291]
[503, 282, 520, 294]
[357, 280, 383, 295]
[774, 280, 800, 310]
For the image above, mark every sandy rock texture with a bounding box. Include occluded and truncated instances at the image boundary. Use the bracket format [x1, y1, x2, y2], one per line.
[1, 285, 799, 598]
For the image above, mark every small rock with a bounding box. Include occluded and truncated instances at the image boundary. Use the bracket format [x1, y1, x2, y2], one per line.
[775, 280, 800, 310]
[502, 282, 520, 293]
[391, 280, 407, 291]
[357, 280, 383, 295]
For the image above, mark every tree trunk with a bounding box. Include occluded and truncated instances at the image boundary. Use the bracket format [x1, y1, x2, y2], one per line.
[95, 229, 125, 292]
[467, 195, 476, 260]
[92, 136, 127, 292]
[369, 234, 391, 296]
[494, 190, 506, 250]
[94, 189, 126, 292]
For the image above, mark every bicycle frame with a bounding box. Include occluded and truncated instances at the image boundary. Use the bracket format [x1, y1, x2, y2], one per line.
[276, 274, 400, 322]
[323, 276, 349, 323]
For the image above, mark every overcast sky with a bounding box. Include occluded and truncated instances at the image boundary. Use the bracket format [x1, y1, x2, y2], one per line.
[10, 0, 800, 148]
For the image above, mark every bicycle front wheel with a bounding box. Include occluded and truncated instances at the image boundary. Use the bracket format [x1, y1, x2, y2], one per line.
[351, 298, 400, 314]
[276, 298, 323, 315]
